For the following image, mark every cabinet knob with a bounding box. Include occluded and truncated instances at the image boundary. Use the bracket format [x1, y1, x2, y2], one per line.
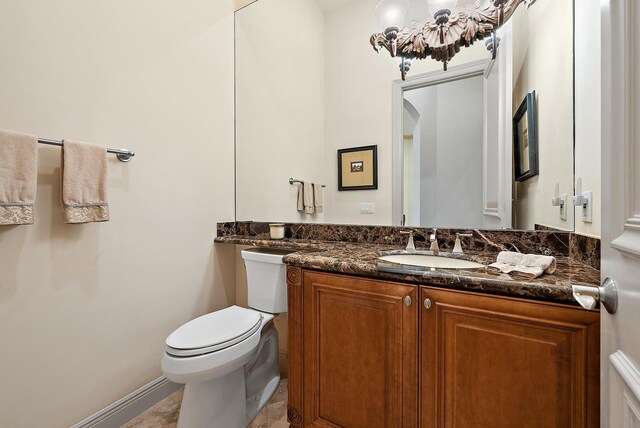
[404, 296, 412, 306]
[424, 298, 432, 310]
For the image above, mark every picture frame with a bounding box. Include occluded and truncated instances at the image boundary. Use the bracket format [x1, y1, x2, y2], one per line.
[337, 145, 378, 191]
[513, 91, 539, 182]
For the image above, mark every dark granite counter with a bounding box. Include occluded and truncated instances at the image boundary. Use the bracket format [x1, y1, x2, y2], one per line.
[215, 235, 601, 305]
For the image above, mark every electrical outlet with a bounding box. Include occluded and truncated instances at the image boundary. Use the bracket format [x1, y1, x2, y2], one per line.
[360, 203, 375, 214]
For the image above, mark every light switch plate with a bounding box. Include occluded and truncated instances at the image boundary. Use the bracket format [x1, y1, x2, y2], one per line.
[360, 203, 375, 214]
[581, 190, 593, 223]
[559, 194, 568, 220]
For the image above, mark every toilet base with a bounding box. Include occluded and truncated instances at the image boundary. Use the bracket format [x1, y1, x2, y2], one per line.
[177, 369, 246, 428]
[174, 321, 281, 428]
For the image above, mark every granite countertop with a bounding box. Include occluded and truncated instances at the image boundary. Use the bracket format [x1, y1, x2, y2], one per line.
[214, 235, 601, 304]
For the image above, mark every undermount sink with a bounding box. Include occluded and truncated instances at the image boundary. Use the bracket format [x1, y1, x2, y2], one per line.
[378, 254, 485, 270]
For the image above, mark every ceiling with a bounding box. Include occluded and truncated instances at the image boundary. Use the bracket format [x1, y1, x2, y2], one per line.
[315, 0, 364, 12]
[316, 0, 477, 16]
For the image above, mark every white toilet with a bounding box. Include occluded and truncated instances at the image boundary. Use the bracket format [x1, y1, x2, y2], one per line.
[161, 248, 291, 428]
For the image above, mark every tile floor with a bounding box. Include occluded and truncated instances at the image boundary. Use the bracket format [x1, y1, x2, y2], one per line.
[120, 379, 288, 428]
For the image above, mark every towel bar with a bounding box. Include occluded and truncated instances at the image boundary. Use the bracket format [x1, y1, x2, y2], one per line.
[38, 138, 135, 162]
[289, 178, 326, 188]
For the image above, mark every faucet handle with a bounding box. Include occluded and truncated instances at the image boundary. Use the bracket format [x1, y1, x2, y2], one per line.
[400, 229, 418, 239]
[453, 232, 474, 254]
[400, 230, 416, 250]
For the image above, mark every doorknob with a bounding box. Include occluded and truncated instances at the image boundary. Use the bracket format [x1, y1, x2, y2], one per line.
[572, 278, 618, 314]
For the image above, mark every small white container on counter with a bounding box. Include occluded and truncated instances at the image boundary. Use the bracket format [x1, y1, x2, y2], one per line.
[269, 223, 285, 240]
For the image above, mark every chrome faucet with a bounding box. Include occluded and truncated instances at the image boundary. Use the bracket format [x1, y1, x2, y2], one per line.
[400, 230, 416, 251]
[452, 232, 474, 254]
[429, 229, 440, 254]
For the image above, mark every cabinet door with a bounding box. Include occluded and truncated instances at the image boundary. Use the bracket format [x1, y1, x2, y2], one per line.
[302, 271, 418, 428]
[420, 287, 600, 428]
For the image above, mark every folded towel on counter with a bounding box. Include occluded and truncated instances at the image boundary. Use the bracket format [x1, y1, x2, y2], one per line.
[303, 181, 315, 214]
[492, 251, 524, 266]
[487, 251, 556, 279]
[61, 140, 109, 224]
[0, 129, 38, 225]
[313, 183, 324, 213]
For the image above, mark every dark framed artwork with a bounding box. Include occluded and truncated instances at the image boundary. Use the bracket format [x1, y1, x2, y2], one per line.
[513, 91, 539, 182]
[337, 145, 378, 191]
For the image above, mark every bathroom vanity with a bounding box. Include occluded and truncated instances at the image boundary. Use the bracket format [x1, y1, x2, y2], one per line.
[286, 267, 599, 428]
[216, 223, 602, 428]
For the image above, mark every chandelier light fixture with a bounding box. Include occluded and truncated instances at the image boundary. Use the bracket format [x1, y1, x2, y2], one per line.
[371, 0, 528, 79]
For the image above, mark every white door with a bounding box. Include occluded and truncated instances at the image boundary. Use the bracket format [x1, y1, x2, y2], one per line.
[601, 1, 640, 426]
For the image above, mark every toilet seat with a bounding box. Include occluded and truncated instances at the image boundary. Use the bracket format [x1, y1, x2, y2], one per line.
[165, 306, 263, 357]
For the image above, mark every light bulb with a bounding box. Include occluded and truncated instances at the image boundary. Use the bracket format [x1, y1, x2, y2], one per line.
[375, 0, 409, 32]
[427, 0, 458, 17]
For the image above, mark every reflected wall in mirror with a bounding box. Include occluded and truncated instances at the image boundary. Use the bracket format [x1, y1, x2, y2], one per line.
[235, 0, 576, 231]
[400, 69, 486, 229]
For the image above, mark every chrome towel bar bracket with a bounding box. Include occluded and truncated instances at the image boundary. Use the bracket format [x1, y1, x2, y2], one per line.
[572, 277, 618, 314]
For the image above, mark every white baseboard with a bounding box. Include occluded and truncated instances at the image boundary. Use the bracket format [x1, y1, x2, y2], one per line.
[70, 376, 182, 428]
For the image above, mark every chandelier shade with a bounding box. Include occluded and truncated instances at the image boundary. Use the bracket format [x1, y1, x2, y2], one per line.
[427, 0, 459, 17]
[375, 0, 410, 33]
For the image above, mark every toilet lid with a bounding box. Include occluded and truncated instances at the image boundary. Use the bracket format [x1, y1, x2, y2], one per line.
[165, 306, 262, 357]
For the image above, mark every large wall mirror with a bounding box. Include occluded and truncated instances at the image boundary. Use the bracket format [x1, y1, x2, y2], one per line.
[235, 0, 575, 231]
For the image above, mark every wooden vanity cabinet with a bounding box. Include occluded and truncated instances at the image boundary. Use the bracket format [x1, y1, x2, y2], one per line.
[287, 268, 600, 428]
[287, 268, 418, 428]
[420, 287, 600, 428]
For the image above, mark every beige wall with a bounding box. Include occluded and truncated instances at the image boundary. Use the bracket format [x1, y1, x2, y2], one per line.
[235, 0, 326, 223]
[0, 1, 236, 426]
[511, 0, 574, 231]
[235, 0, 257, 10]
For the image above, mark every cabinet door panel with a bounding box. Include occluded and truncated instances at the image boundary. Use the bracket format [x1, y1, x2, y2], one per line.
[303, 272, 418, 428]
[420, 288, 599, 428]
[443, 312, 573, 427]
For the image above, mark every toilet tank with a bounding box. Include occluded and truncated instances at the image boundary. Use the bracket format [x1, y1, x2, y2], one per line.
[241, 248, 292, 313]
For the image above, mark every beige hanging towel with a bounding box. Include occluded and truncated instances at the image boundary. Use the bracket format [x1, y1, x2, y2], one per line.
[61, 140, 109, 224]
[313, 183, 324, 213]
[303, 181, 315, 214]
[0, 129, 38, 225]
[297, 184, 304, 213]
